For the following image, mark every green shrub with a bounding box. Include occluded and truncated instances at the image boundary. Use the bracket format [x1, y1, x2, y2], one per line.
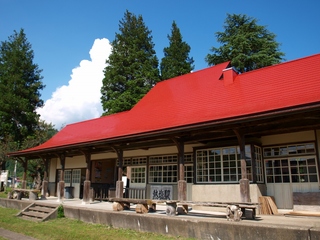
[57, 205, 65, 218]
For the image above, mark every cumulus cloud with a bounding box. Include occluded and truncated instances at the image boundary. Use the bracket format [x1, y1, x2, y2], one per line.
[37, 38, 111, 130]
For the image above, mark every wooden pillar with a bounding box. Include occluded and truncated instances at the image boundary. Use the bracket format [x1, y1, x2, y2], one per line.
[20, 158, 28, 189]
[251, 145, 257, 183]
[234, 129, 250, 203]
[173, 138, 187, 201]
[57, 154, 65, 202]
[113, 148, 124, 199]
[82, 151, 92, 204]
[41, 157, 50, 199]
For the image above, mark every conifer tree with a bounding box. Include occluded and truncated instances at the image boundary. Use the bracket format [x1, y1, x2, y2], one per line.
[0, 29, 45, 173]
[0, 29, 45, 144]
[206, 14, 285, 73]
[101, 10, 160, 115]
[160, 21, 194, 80]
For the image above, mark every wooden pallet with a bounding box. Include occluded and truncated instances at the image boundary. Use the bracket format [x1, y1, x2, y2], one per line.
[259, 196, 278, 215]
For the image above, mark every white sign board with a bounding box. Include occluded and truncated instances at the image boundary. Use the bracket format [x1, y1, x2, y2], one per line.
[0, 170, 8, 182]
[150, 185, 173, 200]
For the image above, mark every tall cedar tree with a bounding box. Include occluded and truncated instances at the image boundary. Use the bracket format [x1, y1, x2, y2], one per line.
[206, 14, 285, 73]
[160, 21, 194, 80]
[0, 29, 45, 169]
[101, 10, 160, 115]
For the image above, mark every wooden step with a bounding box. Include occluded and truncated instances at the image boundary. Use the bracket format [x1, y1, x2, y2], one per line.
[17, 202, 59, 222]
[29, 206, 56, 213]
[21, 211, 48, 219]
[20, 215, 43, 222]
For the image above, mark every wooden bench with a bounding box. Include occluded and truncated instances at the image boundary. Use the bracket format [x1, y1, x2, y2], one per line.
[166, 200, 258, 221]
[10, 188, 40, 201]
[108, 197, 162, 214]
[108, 197, 258, 221]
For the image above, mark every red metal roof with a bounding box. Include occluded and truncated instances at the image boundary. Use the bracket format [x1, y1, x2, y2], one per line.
[14, 54, 320, 154]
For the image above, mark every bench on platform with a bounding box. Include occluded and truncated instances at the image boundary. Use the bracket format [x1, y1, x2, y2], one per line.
[108, 197, 163, 213]
[108, 197, 258, 221]
[166, 200, 259, 221]
[9, 188, 40, 201]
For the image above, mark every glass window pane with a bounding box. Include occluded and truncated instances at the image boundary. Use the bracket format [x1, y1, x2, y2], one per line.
[267, 176, 274, 183]
[291, 175, 299, 183]
[308, 166, 317, 174]
[275, 176, 282, 183]
[282, 175, 290, 182]
[309, 175, 318, 182]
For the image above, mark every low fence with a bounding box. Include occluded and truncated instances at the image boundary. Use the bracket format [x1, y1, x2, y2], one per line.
[125, 188, 146, 199]
[91, 183, 145, 201]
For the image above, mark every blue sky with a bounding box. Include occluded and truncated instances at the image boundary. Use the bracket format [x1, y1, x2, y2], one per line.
[1, 0, 320, 129]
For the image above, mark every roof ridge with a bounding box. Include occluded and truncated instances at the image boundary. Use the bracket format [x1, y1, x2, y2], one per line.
[240, 53, 320, 76]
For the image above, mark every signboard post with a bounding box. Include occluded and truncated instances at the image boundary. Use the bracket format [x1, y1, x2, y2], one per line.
[1, 170, 9, 191]
[150, 185, 173, 200]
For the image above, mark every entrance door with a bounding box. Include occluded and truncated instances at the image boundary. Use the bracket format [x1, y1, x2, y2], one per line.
[71, 169, 81, 198]
[128, 166, 146, 198]
[63, 169, 81, 198]
[265, 156, 319, 209]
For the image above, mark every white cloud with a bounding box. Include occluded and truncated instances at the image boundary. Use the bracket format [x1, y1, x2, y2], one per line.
[37, 38, 111, 130]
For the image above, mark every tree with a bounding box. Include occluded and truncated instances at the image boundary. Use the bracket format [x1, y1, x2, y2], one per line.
[160, 21, 194, 80]
[0, 29, 45, 172]
[0, 29, 45, 144]
[19, 120, 57, 186]
[101, 10, 160, 115]
[2, 120, 57, 186]
[205, 14, 285, 73]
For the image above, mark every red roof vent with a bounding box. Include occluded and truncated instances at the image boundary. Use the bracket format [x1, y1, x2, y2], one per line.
[222, 67, 238, 86]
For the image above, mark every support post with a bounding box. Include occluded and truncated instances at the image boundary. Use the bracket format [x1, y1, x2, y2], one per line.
[41, 157, 50, 199]
[114, 148, 124, 198]
[173, 138, 187, 201]
[234, 129, 251, 203]
[82, 151, 92, 204]
[57, 154, 65, 202]
[21, 159, 28, 189]
[111, 147, 123, 198]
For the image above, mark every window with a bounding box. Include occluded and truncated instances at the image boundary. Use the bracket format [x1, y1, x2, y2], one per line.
[264, 143, 318, 184]
[291, 157, 318, 183]
[72, 169, 81, 184]
[149, 165, 178, 183]
[185, 165, 193, 183]
[254, 146, 264, 183]
[265, 159, 290, 183]
[130, 167, 146, 184]
[119, 157, 147, 166]
[149, 154, 193, 184]
[64, 170, 71, 184]
[264, 143, 315, 157]
[265, 157, 318, 183]
[132, 157, 147, 165]
[196, 145, 256, 183]
[149, 155, 177, 164]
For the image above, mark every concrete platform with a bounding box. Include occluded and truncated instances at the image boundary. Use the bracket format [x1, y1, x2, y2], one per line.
[1, 197, 320, 240]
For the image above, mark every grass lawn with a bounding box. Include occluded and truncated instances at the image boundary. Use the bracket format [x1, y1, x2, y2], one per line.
[0, 204, 192, 240]
[0, 188, 10, 198]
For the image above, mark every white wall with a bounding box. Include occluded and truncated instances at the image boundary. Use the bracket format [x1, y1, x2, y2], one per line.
[48, 158, 57, 182]
[192, 184, 265, 203]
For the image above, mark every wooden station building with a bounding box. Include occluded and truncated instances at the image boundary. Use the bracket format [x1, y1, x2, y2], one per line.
[8, 54, 320, 209]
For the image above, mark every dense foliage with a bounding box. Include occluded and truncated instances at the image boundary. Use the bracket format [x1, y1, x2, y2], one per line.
[101, 10, 160, 115]
[0, 29, 56, 182]
[0, 29, 45, 144]
[160, 21, 194, 80]
[206, 14, 285, 73]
